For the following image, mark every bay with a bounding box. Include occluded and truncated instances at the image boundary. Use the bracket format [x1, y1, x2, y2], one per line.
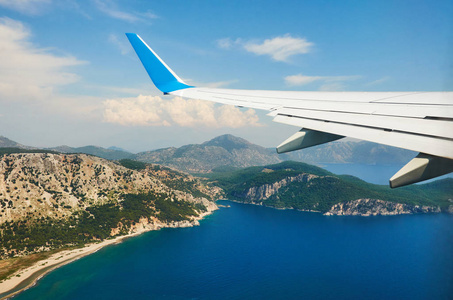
[14, 201, 453, 300]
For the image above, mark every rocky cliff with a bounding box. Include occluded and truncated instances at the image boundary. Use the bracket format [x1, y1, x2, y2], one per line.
[232, 173, 318, 202]
[324, 199, 441, 216]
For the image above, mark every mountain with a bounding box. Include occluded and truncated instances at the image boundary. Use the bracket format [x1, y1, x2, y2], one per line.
[208, 161, 452, 215]
[134, 134, 282, 173]
[285, 140, 416, 164]
[0, 152, 218, 263]
[133, 134, 416, 174]
[0, 135, 415, 167]
[0, 136, 34, 150]
[46, 145, 134, 160]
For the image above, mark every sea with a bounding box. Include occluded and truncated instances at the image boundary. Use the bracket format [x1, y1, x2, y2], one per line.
[12, 164, 453, 300]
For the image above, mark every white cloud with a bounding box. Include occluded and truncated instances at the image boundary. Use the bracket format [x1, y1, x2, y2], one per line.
[285, 74, 361, 90]
[284, 74, 325, 86]
[108, 33, 130, 55]
[0, 17, 86, 101]
[243, 34, 313, 62]
[103, 95, 262, 128]
[94, 0, 157, 23]
[0, 0, 50, 15]
[216, 38, 233, 49]
[215, 37, 242, 50]
[365, 76, 390, 87]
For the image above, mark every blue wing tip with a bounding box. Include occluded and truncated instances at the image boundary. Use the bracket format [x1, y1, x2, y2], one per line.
[125, 33, 194, 94]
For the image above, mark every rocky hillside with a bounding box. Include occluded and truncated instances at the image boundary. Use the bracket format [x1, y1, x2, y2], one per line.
[325, 199, 441, 216]
[135, 134, 282, 173]
[0, 152, 219, 259]
[209, 161, 453, 215]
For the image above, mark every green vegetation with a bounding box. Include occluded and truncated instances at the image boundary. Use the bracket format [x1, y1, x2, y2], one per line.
[209, 161, 453, 212]
[118, 159, 148, 170]
[0, 192, 205, 260]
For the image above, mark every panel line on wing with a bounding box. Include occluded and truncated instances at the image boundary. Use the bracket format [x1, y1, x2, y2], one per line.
[273, 115, 453, 160]
[276, 112, 453, 141]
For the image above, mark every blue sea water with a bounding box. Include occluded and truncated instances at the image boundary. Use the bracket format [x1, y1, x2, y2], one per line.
[13, 201, 453, 300]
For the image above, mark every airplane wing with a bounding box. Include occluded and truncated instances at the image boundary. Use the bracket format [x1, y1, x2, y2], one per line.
[126, 33, 453, 188]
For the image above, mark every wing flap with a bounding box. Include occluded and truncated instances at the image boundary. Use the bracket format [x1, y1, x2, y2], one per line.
[274, 107, 453, 139]
[273, 114, 453, 160]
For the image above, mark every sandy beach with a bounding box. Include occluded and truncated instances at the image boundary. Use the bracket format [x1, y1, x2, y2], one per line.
[0, 209, 216, 300]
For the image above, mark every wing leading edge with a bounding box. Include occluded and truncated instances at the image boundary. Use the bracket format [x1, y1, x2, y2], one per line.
[126, 33, 453, 188]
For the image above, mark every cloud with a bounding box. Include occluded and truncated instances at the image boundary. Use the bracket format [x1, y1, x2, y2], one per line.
[103, 95, 262, 128]
[365, 76, 390, 87]
[284, 74, 325, 86]
[94, 0, 157, 23]
[215, 38, 242, 50]
[216, 34, 313, 63]
[108, 33, 130, 55]
[0, 0, 50, 15]
[0, 17, 86, 101]
[243, 34, 313, 62]
[284, 74, 361, 90]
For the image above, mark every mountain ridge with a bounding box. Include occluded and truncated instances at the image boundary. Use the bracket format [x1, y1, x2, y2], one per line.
[0, 134, 420, 169]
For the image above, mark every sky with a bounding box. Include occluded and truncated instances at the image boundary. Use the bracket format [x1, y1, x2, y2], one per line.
[0, 0, 452, 152]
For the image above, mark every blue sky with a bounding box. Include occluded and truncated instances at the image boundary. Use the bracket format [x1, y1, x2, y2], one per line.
[0, 0, 452, 152]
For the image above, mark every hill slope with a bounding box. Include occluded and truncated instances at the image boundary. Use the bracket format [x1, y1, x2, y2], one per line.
[284, 140, 416, 164]
[0, 152, 218, 260]
[0, 137, 34, 150]
[208, 161, 452, 215]
[134, 134, 282, 173]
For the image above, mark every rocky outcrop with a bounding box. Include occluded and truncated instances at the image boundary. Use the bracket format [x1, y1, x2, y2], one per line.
[233, 173, 318, 201]
[446, 205, 453, 214]
[324, 199, 441, 216]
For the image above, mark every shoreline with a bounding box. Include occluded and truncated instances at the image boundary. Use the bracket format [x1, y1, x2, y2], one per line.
[223, 199, 443, 216]
[0, 209, 216, 300]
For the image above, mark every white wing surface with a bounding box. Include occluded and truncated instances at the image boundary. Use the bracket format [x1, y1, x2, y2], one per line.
[126, 33, 453, 187]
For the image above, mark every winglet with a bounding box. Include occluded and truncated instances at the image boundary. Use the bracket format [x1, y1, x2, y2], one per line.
[125, 33, 193, 94]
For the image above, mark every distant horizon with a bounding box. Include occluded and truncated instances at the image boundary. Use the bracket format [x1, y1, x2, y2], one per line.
[1, 133, 364, 154]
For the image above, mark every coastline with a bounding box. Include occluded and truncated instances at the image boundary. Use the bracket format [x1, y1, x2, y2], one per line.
[0, 209, 216, 300]
[224, 199, 442, 216]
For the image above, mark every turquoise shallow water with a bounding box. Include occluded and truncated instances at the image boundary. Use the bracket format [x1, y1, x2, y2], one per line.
[13, 200, 453, 300]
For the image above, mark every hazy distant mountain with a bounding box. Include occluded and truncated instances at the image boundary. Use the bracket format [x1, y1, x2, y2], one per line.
[134, 134, 416, 173]
[108, 146, 128, 152]
[46, 145, 134, 160]
[1, 135, 415, 167]
[285, 140, 416, 165]
[134, 134, 282, 173]
[0, 136, 35, 149]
